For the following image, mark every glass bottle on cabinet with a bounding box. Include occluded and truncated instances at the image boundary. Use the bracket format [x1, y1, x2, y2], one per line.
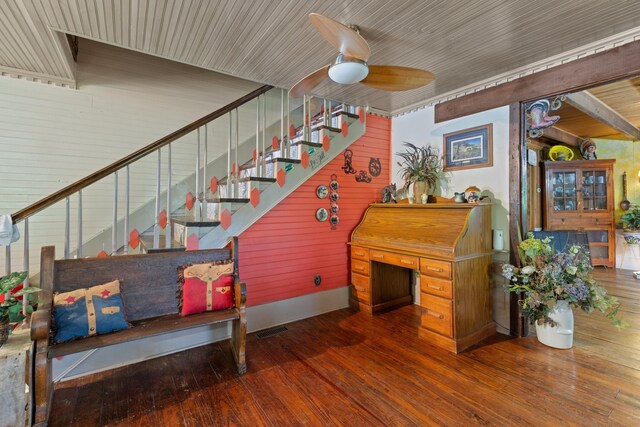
[544, 159, 615, 267]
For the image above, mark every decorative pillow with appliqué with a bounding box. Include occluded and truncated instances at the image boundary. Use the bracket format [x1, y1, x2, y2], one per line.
[53, 280, 129, 343]
[179, 260, 234, 316]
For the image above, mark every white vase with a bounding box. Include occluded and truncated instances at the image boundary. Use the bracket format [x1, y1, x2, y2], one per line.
[535, 300, 574, 349]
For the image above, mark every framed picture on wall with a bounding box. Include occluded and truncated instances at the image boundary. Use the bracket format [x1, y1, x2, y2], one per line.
[443, 124, 493, 171]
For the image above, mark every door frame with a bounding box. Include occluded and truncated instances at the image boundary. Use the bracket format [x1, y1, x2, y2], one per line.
[434, 40, 640, 336]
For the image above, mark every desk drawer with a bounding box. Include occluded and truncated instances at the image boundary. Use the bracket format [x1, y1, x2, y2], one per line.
[351, 246, 370, 261]
[351, 259, 370, 276]
[421, 293, 453, 337]
[350, 272, 371, 303]
[370, 250, 419, 269]
[420, 258, 452, 280]
[420, 275, 453, 299]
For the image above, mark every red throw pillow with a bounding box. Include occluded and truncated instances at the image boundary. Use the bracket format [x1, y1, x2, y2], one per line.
[179, 261, 235, 316]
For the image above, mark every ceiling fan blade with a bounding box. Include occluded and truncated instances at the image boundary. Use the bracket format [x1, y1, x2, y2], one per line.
[360, 65, 435, 91]
[289, 64, 330, 98]
[309, 13, 370, 61]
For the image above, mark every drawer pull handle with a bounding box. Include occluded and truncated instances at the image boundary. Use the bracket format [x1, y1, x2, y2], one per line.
[354, 286, 365, 292]
[355, 251, 365, 256]
[427, 266, 443, 272]
[401, 259, 414, 265]
[427, 284, 443, 291]
[425, 309, 444, 320]
[372, 254, 384, 260]
[354, 266, 364, 271]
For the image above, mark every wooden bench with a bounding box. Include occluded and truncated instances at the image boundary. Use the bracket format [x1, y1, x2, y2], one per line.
[30, 238, 246, 426]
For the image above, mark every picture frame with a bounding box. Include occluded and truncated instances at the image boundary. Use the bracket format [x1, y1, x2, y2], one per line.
[443, 124, 493, 171]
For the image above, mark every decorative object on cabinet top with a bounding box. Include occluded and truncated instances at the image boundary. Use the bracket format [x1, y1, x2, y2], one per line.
[548, 145, 574, 161]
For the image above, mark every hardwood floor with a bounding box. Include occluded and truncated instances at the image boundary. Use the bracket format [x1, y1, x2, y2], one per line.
[50, 268, 640, 426]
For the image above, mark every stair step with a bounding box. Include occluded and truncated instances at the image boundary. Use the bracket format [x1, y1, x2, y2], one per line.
[171, 216, 221, 227]
[336, 111, 359, 119]
[321, 125, 342, 133]
[293, 140, 323, 148]
[139, 235, 185, 253]
[267, 157, 301, 164]
[207, 198, 250, 203]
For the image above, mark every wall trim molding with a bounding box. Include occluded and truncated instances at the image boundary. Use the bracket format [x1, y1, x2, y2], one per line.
[0, 64, 76, 88]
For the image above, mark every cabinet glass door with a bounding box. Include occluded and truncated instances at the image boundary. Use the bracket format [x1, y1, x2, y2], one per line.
[551, 171, 577, 211]
[581, 170, 607, 211]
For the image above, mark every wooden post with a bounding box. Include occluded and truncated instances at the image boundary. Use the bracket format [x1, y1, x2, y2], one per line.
[509, 102, 528, 337]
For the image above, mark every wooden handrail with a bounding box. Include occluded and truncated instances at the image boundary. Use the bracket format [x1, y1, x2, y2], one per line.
[11, 84, 274, 224]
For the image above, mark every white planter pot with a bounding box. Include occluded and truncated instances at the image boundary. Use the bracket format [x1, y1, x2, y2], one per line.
[535, 300, 574, 349]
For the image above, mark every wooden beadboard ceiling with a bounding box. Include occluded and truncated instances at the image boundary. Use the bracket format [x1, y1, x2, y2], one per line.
[2, 1, 640, 113]
[554, 77, 640, 140]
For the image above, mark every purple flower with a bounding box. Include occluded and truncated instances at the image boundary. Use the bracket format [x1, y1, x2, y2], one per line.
[564, 279, 589, 301]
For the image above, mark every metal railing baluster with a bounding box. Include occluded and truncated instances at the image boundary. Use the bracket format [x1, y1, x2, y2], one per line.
[261, 96, 266, 172]
[154, 150, 161, 248]
[255, 96, 260, 177]
[4, 245, 10, 275]
[227, 112, 232, 197]
[302, 94, 307, 142]
[234, 108, 239, 197]
[64, 196, 70, 259]
[203, 124, 208, 207]
[280, 89, 285, 157]
[22, 218, 29, 322]
[124, 165, 130, 254]
[165, 146, 171, 248]
[112, 171, 118, 255]
[77, 190, 83, 258]
[195, 129, 201, 221]
[286, 93, 290, 158]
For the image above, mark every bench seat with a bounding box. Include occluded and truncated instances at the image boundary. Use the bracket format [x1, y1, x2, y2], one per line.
[48, 309, 240, 358]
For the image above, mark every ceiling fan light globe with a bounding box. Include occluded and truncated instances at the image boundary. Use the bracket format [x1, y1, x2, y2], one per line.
[328, 57, 369, 84]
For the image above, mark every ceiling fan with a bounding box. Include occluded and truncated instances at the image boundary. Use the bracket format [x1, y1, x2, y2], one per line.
[289, 13, 435, 98]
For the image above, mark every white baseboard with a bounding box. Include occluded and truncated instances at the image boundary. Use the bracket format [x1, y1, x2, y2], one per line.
[54, 286, 349, 382]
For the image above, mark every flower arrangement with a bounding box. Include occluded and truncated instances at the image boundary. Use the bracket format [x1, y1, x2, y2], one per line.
[621, 204, 640, 231]
[502, 234, 626, 328]
[396, 142, 445, 190]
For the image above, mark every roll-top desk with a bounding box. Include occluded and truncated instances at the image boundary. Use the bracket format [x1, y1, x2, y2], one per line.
[348, 202, 495, 353]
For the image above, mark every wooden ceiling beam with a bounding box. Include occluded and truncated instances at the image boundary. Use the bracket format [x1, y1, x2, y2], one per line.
[538, 126, 581, 147]
[564, 91, 640, 140]
[434, 39, 640, 123]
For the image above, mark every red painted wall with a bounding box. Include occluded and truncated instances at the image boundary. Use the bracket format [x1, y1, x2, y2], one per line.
[239, 115, 391, 306]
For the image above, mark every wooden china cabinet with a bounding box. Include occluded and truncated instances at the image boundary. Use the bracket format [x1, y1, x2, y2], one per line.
[543, 159, 616, 267]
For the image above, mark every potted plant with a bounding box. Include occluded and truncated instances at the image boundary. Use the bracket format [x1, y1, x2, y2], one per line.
[396, 142, 445, 203]
[502, 234, 626, 349]
[0, 271, 39, 347]
[621, 204, 640, 244]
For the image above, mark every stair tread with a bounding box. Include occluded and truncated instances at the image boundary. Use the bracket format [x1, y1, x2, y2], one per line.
[293, 140, 323, 148]
[322, 125, 342, 133]
[268, 157, 301, 164]
[337, 111, 359, 119]
[171, 216, 220, 227]
[206, 198, 250, 203]
[219, 177, 276, 185]
[139, 235, 185, 252]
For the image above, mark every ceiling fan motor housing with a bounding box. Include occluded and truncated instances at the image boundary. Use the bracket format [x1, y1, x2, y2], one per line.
[329, 54, 369, 84]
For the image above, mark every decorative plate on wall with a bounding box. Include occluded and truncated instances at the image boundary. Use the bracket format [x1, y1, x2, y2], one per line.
[315, 208, 328, 222]
[330, 192, 339, 202]
[316, 185, 328, 199]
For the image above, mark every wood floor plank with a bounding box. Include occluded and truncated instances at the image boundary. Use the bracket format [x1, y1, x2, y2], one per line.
[48, 268, 640, 426]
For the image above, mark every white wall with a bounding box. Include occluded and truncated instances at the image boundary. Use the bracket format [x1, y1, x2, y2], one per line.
[391, 105, 511, 248]
[392, 105, 511, 333]
[0, 38, 263, 273]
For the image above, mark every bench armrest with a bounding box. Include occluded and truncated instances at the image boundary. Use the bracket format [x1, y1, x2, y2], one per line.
[234, 277, 246, 308]
[31, 307, 51, 342]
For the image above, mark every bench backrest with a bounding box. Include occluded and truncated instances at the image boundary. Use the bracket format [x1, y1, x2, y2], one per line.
[40, 240, 237, 322]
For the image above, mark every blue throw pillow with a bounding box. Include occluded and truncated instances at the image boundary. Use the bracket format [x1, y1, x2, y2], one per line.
[53, 279, 129, 343]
